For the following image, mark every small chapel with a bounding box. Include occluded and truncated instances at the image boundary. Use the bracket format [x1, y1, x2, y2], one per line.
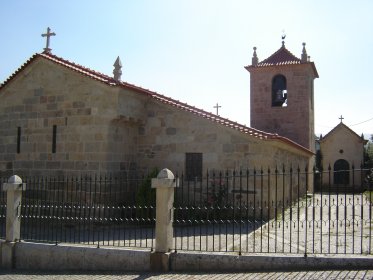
[319, 117, 367, 189]
[0, 29, 316, 182]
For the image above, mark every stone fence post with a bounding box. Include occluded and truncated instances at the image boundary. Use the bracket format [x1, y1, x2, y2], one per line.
[1, 175, 26, 269]
[150, 168, 178, 272]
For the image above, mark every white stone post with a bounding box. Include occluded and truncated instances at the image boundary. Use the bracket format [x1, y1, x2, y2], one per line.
[1, 175, 26, 269]
[150, 168, 178, 271]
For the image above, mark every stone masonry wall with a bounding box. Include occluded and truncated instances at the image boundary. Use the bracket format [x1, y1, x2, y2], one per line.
[137, 100, 310, 172]
[0, 58, 137, 177]
[135, 99, 312, 216]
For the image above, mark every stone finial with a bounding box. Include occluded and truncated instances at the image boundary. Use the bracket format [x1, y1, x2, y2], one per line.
[301, 42, 308, 63]
[2, 175, 26, 191]
[113, 56, 122, 81]
[8, 175, 22, 184]
[152, 168, 179, 189]
[157, 168, 175, 180]
[252, 47, 258, 66]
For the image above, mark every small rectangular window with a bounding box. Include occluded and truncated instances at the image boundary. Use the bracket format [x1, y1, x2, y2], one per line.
[185, 153, 202, 181]
[17, 127, 21, 153]
[52, 125, 57, 153]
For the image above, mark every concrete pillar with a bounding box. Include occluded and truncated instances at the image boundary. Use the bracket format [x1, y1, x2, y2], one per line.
[150, 168, 178, 272]
[1, 175, 26, 269]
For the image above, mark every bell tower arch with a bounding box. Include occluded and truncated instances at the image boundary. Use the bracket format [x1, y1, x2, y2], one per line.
[245, 41, 319, 151]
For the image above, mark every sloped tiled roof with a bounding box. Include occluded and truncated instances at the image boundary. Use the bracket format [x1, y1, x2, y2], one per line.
[258, 46, 300, 66]
[245, 44, 319, 77]
[0, 52, 313, 155]
[320, 122, 367, 144]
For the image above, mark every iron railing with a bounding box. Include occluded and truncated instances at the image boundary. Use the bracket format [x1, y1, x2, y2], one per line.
[18, 174, 155, 248]
[0, 167, 372, 255]
[173, 167, 372, 255]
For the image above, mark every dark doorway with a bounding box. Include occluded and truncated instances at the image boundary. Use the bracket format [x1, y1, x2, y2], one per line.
[334, 159, 350, 185]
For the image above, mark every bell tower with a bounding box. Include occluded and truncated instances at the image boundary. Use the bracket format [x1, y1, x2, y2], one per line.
[245, 41, 319, 151]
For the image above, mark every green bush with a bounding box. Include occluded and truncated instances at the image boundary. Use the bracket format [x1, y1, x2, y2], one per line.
[136, 168, 158, 206]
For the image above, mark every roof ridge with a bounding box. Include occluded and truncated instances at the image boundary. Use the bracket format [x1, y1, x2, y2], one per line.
[321, 122, 365, 142]
[117, 81, 275, 139]
[39, 52, 117, 85]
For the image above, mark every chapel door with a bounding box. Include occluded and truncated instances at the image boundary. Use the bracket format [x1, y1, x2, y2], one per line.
[333, 159, 350, 185]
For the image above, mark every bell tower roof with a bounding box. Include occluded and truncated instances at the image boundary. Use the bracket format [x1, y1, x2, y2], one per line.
[257, 45, 300, 67]
[245, 43, 319, 78]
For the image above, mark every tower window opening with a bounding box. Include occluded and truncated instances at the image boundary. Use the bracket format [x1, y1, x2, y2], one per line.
[272, 75, 287, 107]
[52, 125, 57, 153]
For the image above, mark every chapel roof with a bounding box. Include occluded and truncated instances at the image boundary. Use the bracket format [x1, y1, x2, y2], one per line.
[0, 52, 313, 155]
[320, 122, 367, 144]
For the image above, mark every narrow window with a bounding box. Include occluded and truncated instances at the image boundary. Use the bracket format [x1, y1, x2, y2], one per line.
[272, 74, 287, 107]
[185, 153, 202, 181]
[17, 127, 21, 153]
[52, 125, 57, 153]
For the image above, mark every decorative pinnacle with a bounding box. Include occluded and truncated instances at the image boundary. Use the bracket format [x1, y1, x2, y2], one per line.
[301, 42, 308, 63]
[113, 56, 122, 81]
[252, 47, 258, 66]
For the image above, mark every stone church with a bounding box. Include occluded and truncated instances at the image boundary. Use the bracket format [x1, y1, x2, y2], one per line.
[319, 120, 367, 188]
[0, 37, 316, 180]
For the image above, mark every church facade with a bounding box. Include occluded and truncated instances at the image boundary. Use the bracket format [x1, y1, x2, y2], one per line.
[0, 50, 313, 179]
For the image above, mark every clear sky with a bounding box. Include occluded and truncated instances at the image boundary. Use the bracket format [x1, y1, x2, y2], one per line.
[1, 0, 372, 137]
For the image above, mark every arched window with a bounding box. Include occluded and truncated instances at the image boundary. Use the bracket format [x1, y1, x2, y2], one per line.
[272, 75, 287, 107]
[334, 159, 350, 185]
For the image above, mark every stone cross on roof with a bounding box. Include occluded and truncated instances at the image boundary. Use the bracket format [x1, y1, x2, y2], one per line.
[213, 103, 221, 116]
[339, 115, 344, 123]
[41, 27, 56, 53]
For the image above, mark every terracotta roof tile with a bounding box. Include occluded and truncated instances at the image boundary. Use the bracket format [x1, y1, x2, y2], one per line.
[245, 45, 319, 78]
[0, 52, 313, 155]
[257, 46, 301, 67]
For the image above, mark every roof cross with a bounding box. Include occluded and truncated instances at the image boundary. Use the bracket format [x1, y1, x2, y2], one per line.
[213, 103, 221, 116]
[339, 115, 344, 123]
[41, 27, 56, 53]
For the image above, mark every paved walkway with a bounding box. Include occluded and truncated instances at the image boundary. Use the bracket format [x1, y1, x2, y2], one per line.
[1, 270, 373, 280]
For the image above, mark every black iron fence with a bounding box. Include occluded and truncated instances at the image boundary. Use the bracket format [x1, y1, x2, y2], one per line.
[2, 174, 156, 248]
[173, 167, 372, 255]
[0, 167, 372, 255]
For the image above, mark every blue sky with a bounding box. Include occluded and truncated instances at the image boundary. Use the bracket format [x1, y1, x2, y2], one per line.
[1, 0, 372, 137]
